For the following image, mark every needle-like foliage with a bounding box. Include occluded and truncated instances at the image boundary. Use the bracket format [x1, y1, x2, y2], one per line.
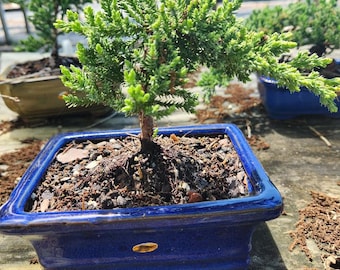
[245, 0, 340, 56]
[56, 0, 339, 151]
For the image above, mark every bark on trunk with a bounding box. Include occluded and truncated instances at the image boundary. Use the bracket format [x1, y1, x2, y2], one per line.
[139, 112, 160, 154]
[139, 111, 154, 141]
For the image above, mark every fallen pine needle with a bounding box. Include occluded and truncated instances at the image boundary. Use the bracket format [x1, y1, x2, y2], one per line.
[246, 120, 252, 139]
[308, 126, 331, 147]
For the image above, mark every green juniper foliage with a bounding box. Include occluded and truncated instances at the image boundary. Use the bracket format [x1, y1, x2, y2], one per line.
[198, 68, 231, 103]
[245, 0, 340, 56]
[16, 0, 93, 59]
[56, 0, 339, 150]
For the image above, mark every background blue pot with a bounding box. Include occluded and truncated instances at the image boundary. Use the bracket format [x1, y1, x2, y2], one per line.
[0, 124, 282, 270]
[258, 60, 340, 119]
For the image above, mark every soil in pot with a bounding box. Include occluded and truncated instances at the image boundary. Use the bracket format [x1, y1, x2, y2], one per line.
[5, 56, 80, 79]
[25, 134, 250, 212]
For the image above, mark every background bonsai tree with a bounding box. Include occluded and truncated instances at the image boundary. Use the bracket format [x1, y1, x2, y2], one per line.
[56, 0, 339, 152]
[15, 0, 93, 67]
[245, 0, 340, 57]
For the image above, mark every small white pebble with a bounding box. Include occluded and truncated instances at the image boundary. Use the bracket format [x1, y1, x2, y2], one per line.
[87, 200, 98, 209]
[60, 176, 71, 182]
[237, 172, 245, 181]
[40, 199, 50, 212]
[96, 141, 107, 147]
[178, 181, 190, 192]
[116, 195, 127, 206]
[0, 164, 9, 171]
[86, 160, 98, 169]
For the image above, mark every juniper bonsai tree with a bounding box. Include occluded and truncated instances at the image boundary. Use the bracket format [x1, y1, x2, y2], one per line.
[245, 0, 340, 57]
[56, 0, 339, 152]
[16, 0, 93, 67]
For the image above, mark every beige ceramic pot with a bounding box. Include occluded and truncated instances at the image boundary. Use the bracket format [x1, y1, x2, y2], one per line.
[0, 71, 111, 123]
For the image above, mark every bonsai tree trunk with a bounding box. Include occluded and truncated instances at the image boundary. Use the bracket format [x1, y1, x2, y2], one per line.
[49, 1, 60, 68]
[139, 112, 159, 154]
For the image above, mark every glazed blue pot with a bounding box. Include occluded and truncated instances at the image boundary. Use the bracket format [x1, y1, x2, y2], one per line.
[258, 60, 340, 119]
[0, 124, 282, 270]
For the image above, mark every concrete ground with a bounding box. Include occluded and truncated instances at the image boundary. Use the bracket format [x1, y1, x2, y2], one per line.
[1, 1, 339, 270]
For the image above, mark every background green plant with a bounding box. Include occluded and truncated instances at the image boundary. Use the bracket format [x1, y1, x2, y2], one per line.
[245, 0, 340, 56]
[15, 0, 93, 63]
[56, 0, 339, 151]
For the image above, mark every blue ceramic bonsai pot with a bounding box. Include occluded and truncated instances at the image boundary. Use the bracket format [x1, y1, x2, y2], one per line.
[0, 124, 282, 270]
[257, 60, 340, 119]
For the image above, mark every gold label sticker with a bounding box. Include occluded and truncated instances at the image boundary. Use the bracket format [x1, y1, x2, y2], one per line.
[132, 242, 158, 253]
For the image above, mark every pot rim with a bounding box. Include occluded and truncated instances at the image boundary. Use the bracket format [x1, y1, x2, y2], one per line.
[0, 123, 283, 232]
[0, 74, 60, 85]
